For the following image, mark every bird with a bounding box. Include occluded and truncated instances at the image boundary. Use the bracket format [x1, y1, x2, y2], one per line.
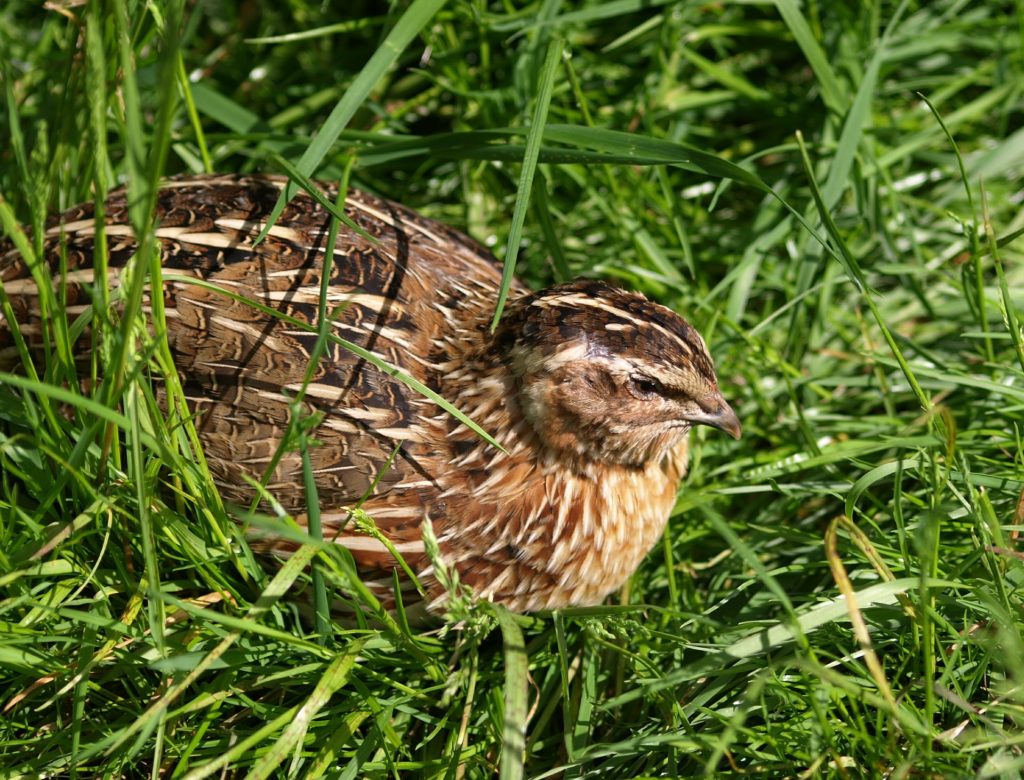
[0, 174, 740, 615]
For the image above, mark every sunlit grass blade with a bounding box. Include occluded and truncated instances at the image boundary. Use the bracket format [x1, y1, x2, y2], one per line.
[257, 0, 447, 241]
[491, 36, 562, 328]
[771, 0, 845, 113]
[495, 605, 529, 780]
[248, 639, 368, 779]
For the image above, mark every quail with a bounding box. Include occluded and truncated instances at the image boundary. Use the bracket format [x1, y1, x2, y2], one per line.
[0, 175, 740, 613]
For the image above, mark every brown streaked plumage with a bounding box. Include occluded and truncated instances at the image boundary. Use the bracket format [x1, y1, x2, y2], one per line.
[0, 174, 740, 614]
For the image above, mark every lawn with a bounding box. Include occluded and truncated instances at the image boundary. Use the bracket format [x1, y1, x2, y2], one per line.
[1, 0, 1023, 776]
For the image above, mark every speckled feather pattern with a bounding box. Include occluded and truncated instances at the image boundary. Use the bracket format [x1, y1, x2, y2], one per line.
[0, 174, 736, 614]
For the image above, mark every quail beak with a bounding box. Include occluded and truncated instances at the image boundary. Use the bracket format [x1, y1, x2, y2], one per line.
[689, 396, 742, 440]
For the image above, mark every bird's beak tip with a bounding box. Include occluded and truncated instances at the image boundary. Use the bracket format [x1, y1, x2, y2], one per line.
[697, 398, 742, 440]
[718, 406, 743, 440]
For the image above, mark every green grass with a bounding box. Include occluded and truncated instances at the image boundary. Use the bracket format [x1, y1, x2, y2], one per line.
[2, 0, 1024, 776]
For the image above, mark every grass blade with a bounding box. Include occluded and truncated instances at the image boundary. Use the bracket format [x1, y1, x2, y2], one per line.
[246, 638, 368, 780]
[771, 0, 845, 113]
[491, 37, 563, 328]
[494, 605, 529, 780]
[257, 0, 447, 241]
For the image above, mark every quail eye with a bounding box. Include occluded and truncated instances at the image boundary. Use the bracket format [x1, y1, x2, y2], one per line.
[629, 374, 661, 398]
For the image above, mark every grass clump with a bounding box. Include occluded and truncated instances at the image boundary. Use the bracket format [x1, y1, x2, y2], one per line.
[2, 0, 1024, 776]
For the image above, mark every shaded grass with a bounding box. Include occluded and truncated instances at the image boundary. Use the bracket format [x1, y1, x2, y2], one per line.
[1, 0, 1023, 777]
